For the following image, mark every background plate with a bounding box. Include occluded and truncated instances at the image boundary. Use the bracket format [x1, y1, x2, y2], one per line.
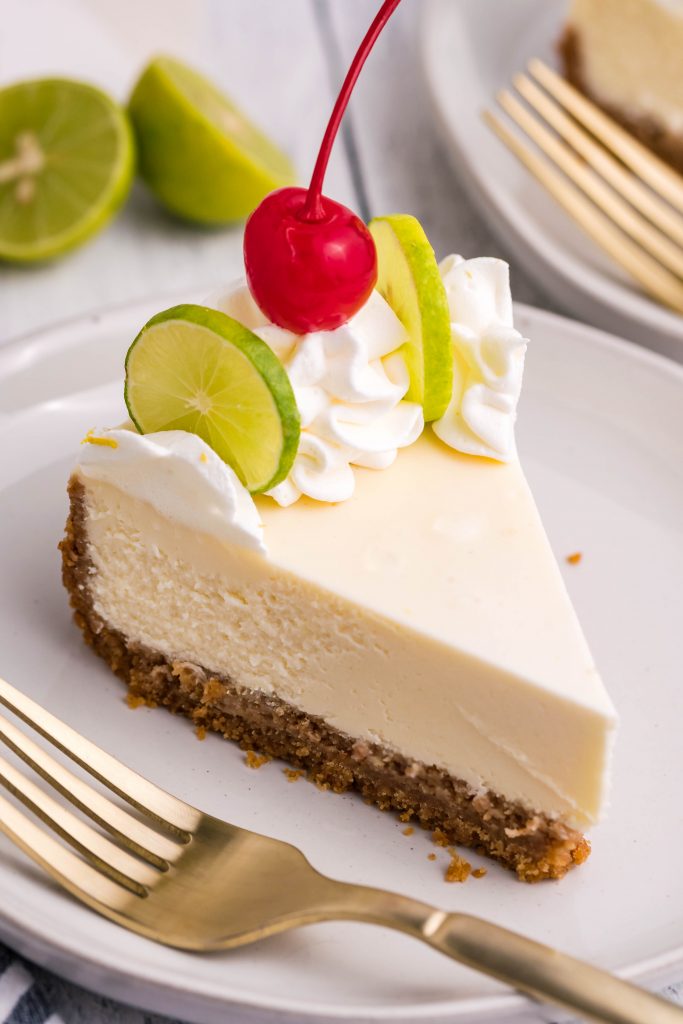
[421, 0, 683, 362]
[0, 297, 682, 1023]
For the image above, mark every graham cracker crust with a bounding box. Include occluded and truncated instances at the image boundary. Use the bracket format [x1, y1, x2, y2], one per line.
[559, 27, 683, 175]
[60, 478, 590, 883]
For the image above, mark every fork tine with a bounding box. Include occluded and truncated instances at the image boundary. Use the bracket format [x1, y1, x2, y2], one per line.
[483, 110, 683, 314]
[513, 74, 683, 249]
[0, 677, 198, 836]
[0, 709, 183, 868]
[497, 89, 683, 279]
[0, 790, 134, 913]
[528, 59, 683, 214]
[0, 753, 153, 895]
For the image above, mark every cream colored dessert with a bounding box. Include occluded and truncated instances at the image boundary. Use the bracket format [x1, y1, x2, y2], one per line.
[72, 429, 614, 827]
[560, 0, 683, 172]
[61, 253, 617, 881]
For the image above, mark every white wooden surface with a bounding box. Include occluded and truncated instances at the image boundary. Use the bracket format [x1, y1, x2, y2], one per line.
[0, 1, 554, 1021]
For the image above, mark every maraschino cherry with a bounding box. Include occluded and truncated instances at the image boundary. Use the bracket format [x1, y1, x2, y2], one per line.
[244, 0, 402, 334]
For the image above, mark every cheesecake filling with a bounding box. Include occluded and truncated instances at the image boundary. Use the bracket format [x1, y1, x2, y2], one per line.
[568, 0, 683, 132]
[76, 467, 614, 831]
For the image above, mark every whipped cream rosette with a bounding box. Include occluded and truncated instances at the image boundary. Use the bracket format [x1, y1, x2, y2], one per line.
[433, 256, 528, 462]
[209, 281, 424, 506]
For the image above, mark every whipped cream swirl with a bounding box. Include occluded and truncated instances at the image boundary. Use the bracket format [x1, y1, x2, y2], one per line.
[433, 255, 528, 462]
[78, 426, 265, 553]
[209, 281, 424, 506]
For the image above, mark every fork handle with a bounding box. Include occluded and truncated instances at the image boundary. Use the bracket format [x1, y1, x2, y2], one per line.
[321, 884, 682, 1024]
[419, 911, 681, 1024]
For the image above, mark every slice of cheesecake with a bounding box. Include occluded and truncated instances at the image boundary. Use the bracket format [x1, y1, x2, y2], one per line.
[61, 427, 616, 882]
[560, 0, 683, 173]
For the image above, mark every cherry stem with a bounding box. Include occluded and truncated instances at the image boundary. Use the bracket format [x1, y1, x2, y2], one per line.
[302, 0, 403, 222]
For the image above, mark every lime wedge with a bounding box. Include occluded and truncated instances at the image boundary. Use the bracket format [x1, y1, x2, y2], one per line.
[128, 56, 296, 224]
[0, 78, 134, 263]
[125, 304, 300, 493]
[369, 214, 452, 422]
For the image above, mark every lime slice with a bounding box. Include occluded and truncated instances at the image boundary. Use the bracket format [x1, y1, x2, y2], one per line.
[369, 214, 452, 422]
[128, 56, 296, 224]
[125, 304, 300, 493]
[0, 78, 134, 263]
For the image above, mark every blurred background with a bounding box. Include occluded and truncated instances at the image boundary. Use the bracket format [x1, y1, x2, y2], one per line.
[0, 0, 549, 345]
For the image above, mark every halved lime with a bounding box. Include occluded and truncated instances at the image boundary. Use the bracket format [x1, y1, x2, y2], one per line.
[125, 304, 300, 493]
[0, 78, 134, 262]
[128, 56, 296, 224]
[369, 215, 453, 422]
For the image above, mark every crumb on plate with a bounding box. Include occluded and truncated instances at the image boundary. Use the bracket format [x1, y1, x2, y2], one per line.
[245, 750, 270, 770]
[445, 851, 472, 883]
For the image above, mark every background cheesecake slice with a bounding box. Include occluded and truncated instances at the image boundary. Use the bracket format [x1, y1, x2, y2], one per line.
[560, 0, 683, 173]
[61, 429, 616, 882]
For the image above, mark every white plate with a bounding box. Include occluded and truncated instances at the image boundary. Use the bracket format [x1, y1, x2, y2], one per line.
[421, 0, 683, 362]
[0, 297, 682, 1024]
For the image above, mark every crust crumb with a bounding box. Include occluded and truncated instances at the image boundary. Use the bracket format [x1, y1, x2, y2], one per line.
[427, 852, 437, 861]
[245, 750, 270, 770]
[195, 725, 207, 741]
[472, 867, 487, 879]
[445, 851, 472, 883]
[566, 552, 582, 565]
[126, 691, 156, 710]
[402, 826, 414, 837]
[284, 768, 305, 783]
[505, 816, 542, 839]
[573, 839, 591, 866]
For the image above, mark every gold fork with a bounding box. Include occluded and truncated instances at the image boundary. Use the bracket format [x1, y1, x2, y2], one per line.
[483, 59, 683, 314]
[0, 676, 680, 1024]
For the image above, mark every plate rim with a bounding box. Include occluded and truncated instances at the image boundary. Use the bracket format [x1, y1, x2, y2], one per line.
[419, 0, 683, 355]
[1, 296, 682, 1023]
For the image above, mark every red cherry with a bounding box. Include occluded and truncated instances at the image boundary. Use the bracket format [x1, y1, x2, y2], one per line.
[243, 0, 401, 333]
[244, 187, 377, 334]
